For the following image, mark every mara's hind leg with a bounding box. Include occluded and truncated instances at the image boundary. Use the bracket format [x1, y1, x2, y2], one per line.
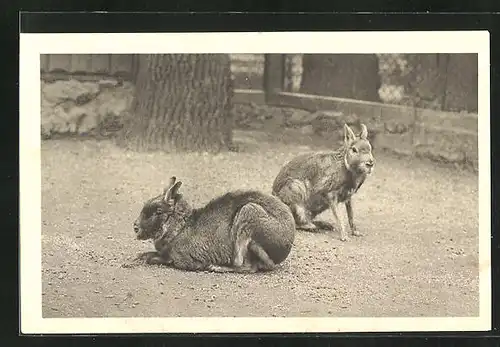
[248, 241, 275, 272]
[231, 204, 258, 271]
[231, 203, 279, 273]
[293, 205, 317, 231]
[231, 230, 259, 274]
[275, 179, 317, 231]
[234, 237, 251, 270]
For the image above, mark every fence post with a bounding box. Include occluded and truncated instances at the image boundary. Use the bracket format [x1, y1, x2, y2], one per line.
[263, 54, 285, 103]
[440, 53, 451, 111]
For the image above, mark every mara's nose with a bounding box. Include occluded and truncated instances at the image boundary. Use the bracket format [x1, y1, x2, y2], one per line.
[133, 221, 139, 232]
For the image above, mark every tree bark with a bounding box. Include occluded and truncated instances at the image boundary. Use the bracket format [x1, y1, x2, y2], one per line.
[118, 54, 234, 152]
[300, 54, 381, 102]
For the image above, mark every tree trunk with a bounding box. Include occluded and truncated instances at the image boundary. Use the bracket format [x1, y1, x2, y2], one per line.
[118, 54, 234, 152]
[300, 54, 381, 102]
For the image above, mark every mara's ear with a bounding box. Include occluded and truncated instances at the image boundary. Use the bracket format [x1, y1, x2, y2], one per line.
[344, 124, 356, 145]
[165, 182, 183, 207]
[163, 176, 178, 202]
[170, 181, 183, 198]
[359, 123, 368, 140]
[168, 176, 176, 187]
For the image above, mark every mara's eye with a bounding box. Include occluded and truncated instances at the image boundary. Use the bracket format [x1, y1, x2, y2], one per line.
[351, 147, 358, 153]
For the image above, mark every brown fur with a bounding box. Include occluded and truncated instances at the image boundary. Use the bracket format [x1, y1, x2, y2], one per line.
[129, 177, 296, 273]
[272, 123, 375, 241]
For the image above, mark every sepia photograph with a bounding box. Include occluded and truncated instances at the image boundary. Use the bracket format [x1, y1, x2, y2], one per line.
[19, 31, 490, 334]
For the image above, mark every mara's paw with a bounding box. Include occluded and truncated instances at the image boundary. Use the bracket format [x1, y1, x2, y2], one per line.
[136, 251, 159, 262]
[312, 220, 335, 231]
[352, 229, 363, 237]
[339, 232, 349, 242]
[234, 264, 258, 274]
[206, 265, 236, 273]
[297, 222, 318, 232]
[121, 251, 158, 268]
[146, 255, 169, 266]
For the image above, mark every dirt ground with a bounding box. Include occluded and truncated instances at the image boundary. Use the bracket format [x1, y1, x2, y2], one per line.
[41, 129, 479, 318]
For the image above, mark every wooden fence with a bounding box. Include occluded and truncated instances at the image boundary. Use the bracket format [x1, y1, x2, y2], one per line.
[41, 54, 137, 79]
[40, 54, 264, 88]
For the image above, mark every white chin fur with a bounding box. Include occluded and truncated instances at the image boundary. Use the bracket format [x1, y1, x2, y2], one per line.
[344, 156, 351, 171]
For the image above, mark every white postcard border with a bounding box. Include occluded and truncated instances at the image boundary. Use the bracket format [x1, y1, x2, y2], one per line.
[19, 31, 491, 334]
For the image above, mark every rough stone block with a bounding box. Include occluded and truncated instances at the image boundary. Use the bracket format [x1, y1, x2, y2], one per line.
[333, 102, 381, 130]
[412, 123, 478, 165]
[416, 108, 478, 133]
[379, 105, 415, 133]
[42, 80, 100, 105]
[373, 132, 414, 156]
[284, 109, 318, 127]
[41, 79, 135, 138]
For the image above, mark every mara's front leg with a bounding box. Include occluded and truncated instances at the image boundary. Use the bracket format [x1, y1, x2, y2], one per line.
[345, 198, 362, 237]
[328, 196, 348, 242]
[121, 251, 164, 268]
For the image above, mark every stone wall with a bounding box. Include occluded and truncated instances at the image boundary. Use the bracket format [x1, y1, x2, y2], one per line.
[40, 77, 479, 172]
[232, 97, 479, 172]
[41, 78, 135, 138]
